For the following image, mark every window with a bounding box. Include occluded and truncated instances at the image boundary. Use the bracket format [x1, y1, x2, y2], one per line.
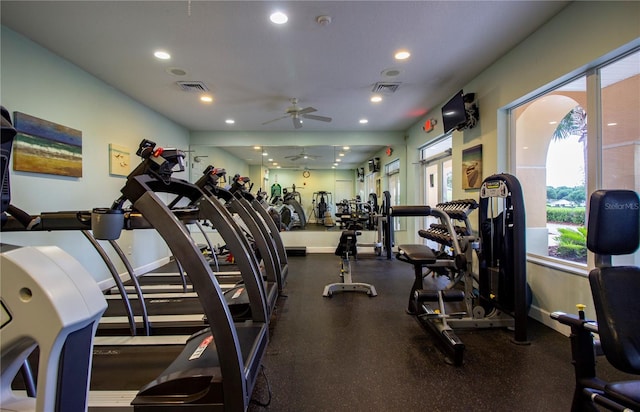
[420, 136, 452, 248]
[511, 49, 639, 268]
[420, 136, 453, 206]
[386, 159, 401, 230]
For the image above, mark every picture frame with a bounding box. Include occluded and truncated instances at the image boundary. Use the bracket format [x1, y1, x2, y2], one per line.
[12, 112, 83, 177]
[109, 143, 131, 177]
[462, 144, 482, 190]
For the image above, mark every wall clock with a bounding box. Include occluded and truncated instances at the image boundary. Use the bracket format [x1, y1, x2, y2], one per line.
[302, 170, 311, 178]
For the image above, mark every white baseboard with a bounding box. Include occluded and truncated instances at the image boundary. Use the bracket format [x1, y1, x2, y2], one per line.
[528, 304, 570, 336]
[97, 256, 171, 292]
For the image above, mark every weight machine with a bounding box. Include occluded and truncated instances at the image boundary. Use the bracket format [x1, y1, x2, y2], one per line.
[391, 174, 530, 366]
[551, 190, 640, 412]
[312, 191, 333, 226]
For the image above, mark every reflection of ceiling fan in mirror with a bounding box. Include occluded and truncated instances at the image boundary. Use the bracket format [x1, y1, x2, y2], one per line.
[284, 148, 321, 162]
[261, 98, 332, 129]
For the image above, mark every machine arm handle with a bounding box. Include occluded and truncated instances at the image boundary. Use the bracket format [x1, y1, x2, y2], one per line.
[389, 205, 432, 217]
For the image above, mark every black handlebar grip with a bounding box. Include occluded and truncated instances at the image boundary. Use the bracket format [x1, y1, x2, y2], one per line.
[389, 205, 432, 217]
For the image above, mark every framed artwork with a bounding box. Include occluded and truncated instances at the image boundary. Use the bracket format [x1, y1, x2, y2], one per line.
[13, 112, 82, 177]
[462, 144, 482, 190]
[109, 143, 130, 176]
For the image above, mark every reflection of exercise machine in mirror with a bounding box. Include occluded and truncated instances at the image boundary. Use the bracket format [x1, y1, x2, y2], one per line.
[312, 191, 334, 227]
[335, 192, 391, 257]
[267, 181, 307, 230]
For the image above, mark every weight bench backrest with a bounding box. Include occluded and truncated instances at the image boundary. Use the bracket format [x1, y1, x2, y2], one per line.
[335, 230, 358, 258]
[587, 189, 640, 374]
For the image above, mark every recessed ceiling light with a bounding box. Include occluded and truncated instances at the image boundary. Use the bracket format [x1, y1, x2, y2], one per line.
[339, 153, 345, 157]
[607, 122, 617, 126]
[370, 96, 382, 103]
[343, 146, 350, 150]
[268, 158, 273, 162]
[270, 11, 288, 24]
[394, 50, 411, 60]
[154, 50, 171, 60]
[549, 121, 558, 125]
[254, 146, 261, 150]
[262, 152, 268, 156]
[336, 158, 342, 162]
[200, 96, 213, 103]
[359, 119, 369, 124]
[225, 119, 235, 124]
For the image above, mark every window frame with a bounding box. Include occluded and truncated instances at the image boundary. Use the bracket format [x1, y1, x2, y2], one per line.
[507, 46, 640, 273]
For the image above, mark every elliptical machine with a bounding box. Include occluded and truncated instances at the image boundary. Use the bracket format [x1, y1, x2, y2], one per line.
[1, 106, 107, 412]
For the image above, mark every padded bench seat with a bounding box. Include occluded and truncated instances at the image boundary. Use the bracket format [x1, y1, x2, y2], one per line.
[606, 380, 640, 409]
[397, 244, 437, 265]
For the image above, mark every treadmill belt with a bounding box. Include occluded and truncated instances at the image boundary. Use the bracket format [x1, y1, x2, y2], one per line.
[103, 297, 204, 317]
[90, 344, 186, 391]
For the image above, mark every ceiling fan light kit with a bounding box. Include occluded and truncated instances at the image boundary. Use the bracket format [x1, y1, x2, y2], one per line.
[262, 98, 332, 129]
[284, 147, 321, 162]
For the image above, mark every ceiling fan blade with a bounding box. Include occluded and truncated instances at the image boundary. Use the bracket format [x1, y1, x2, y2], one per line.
[303, 114, 332, 122]
[261, 115, 289, 125]
[298, 107, 317, 115]
[293, 117, 303, 129]
[284, 155, 303, 161]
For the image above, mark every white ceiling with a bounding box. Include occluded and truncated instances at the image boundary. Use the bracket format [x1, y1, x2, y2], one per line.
[1, 1, 569, 169]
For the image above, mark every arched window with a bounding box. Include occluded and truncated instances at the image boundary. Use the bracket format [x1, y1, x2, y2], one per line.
[511, 49, 639, 269]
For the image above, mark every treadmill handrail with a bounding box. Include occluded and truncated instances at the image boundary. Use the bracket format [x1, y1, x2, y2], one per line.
[129, 185, 251, 412]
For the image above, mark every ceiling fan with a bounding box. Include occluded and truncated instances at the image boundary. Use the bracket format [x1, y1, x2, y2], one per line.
[284, 147, 320, 162]
[262, 98, 332, 129]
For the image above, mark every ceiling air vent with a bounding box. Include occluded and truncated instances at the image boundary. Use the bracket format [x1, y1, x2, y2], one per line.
[372, 82, 401, 94]
[176, 81, 209, 92]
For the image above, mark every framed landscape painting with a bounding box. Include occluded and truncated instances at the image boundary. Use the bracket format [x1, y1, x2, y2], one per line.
[12, 112, 82, 177]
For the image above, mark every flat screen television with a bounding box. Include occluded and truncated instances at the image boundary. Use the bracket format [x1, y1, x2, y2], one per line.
[441, 90, 467, 134]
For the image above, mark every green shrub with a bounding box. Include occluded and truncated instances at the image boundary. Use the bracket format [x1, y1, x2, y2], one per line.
[554, 226, 587, 260]
[547, 207, 586, 225]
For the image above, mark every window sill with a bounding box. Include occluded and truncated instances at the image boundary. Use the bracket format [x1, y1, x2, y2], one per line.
[527, 254, 589, 277]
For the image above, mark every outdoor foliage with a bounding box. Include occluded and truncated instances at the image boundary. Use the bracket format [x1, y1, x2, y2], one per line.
[547, 185, 586, 204]
[554, 226, 587, 261]
[547, 206, 586, 225]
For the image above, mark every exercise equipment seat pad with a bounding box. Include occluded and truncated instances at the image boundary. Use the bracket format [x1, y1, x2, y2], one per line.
[605, 381, 640, 409]
[396, 244, 437, 265]
[589, 266, 640, 374]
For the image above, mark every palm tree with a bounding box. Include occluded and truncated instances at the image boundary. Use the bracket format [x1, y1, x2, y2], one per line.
[549, 105, 588, 260]
[552, 105, 587, 142]
[552, 105, 587, 186]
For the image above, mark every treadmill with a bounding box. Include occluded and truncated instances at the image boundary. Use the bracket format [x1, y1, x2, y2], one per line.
[4, 138, 270, 411]
[91, 140, 269, 411]
[194, 166, 283, 298]
[97, 192, 272, 335]
[225, 175, 290, 290]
